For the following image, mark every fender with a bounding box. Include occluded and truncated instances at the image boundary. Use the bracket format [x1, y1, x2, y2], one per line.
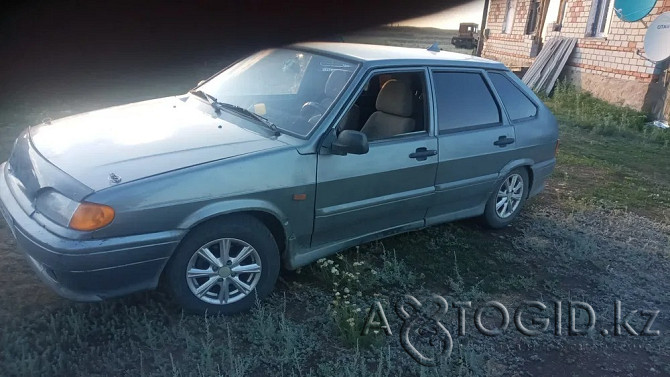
[498, 158, 535, 178]
[490, 158, 536, 197]
[177, 198, 291, 242]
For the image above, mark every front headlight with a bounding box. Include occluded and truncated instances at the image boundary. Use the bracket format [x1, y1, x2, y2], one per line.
[35, 190, 115, 231]
[35, 190, 80, 226]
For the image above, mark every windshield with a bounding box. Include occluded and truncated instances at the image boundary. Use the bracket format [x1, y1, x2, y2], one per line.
[198, 48, 359, 138]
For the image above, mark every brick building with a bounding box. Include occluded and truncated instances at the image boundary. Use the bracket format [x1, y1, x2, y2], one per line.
[481, 0, 670, 119]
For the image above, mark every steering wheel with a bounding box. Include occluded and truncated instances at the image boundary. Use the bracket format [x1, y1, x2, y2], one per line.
[300, 101, 326, 120]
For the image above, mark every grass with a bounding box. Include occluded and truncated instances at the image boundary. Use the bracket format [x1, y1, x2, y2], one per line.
[543, 82, 670, 221]
[1, 79, 670, 375]
[544, 81, 668, 144]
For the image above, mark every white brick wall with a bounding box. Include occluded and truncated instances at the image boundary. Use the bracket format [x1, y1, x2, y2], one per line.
[483, 0, 670, 111]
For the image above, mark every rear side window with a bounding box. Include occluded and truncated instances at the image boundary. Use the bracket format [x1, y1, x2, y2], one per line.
[488, 72, 538, 121]
[433, 72, 501, 132]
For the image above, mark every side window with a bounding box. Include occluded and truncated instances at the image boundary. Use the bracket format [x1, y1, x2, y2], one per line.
[433, 72, 501, 133]
[339, 71, 428, 140]
[488, 72, 538, 121]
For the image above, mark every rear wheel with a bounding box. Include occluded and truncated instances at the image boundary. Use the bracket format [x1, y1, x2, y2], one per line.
[165, 215, 280, 315]
[481, 168, 528, 229]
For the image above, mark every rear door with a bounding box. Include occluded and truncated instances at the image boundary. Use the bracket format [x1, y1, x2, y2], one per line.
[425, 68, 518, 224]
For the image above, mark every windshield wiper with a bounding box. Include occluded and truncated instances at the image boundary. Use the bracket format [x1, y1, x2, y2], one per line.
[189, 89, 280, 136]
[215, 102, 281, 136]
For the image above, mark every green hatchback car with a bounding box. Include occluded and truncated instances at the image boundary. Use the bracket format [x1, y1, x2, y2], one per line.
[0, 43, 558, 314]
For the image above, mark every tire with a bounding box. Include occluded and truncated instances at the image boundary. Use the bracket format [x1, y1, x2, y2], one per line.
[165, 214, 280, 315]
[481, 168, 529, 229]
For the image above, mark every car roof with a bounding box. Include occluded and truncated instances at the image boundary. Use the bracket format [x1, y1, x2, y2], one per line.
[292, 42, 506, 70]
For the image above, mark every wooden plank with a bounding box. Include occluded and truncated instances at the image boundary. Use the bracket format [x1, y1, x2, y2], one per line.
[544, 38, 577, 95]
[522, 41, 548, 82]
[523, 37, 559, 86]
[535, 38, 569, 90]
[522, 36, 576, 95]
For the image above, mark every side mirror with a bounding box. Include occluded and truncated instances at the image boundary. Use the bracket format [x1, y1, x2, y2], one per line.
[331, 130, 369, 156]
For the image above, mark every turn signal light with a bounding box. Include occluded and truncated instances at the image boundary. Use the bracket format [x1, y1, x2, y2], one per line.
[69, 202, 115, 231]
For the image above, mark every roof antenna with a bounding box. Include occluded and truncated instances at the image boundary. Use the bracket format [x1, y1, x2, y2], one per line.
[427, 42, 440, 52]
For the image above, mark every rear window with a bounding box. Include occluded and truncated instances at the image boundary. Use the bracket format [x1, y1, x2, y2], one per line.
[488, 72, 538, 121]
[433, 72, 501, 132]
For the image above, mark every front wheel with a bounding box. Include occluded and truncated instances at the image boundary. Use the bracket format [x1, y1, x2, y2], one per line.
[481, 168, 529, 229]
[165, 215, 280, 315]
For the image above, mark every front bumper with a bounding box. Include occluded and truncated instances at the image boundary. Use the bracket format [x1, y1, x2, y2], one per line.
[0, 162, 185, 301]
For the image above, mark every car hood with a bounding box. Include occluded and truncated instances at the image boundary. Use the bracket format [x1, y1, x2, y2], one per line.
[29, 96, 287, 191]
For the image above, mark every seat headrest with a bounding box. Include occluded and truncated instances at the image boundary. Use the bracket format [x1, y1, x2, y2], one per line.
[324, 70, 350, 98]
[376, 79, 413, 117]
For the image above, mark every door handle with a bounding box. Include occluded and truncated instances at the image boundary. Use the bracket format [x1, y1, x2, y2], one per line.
[493, 136, 515, 147]
[409, 147, 438, 161]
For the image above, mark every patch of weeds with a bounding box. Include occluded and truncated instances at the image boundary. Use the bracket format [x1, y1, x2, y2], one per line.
[311, 345, 394, 377]
[246, 295, 315, 372]
[438, 342, 487, 377]
[313, 249, 372, 292]
[497, 274, 536, 291]
[374, 242, 418, 290]
[309, 240, 423, 349]
[313, 253, 387, 348]
[222, 323, 253, 377]
[444, 249, 486, 303]
[542, 279, 560, 293]
[494, 249, 517, 264]
[332, 298, 375, 347]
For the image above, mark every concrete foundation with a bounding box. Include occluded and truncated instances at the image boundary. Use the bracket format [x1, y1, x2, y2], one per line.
[564, 67, 650, 111]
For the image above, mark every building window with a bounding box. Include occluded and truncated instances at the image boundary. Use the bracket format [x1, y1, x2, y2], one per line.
[556, 0, 568, 26]
[553, 0, 569, 31]
[526, 0, 540, 34]
[587, 0, 614, 37]
[502, 0, 517, 34]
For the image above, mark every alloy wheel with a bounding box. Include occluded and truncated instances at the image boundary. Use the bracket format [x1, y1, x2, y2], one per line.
[185, 238, 262, 305]
[495, 173, 524, 219]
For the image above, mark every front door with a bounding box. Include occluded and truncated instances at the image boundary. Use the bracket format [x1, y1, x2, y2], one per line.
[312, 69, 438, 247]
